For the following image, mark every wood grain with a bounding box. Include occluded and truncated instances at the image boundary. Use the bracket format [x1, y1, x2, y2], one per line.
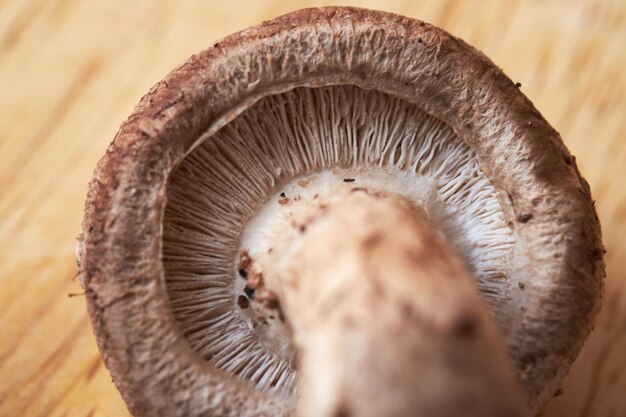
[0, 1, 624, 416]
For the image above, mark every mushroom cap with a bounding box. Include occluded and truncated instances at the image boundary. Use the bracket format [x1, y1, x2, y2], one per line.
[78, 6, 604, 416]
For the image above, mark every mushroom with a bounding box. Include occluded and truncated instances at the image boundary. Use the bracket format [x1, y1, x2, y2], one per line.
[78, 7, 604, 417]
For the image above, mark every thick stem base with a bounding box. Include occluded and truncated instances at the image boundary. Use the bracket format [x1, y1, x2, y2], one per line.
[261, 190, 527, 417]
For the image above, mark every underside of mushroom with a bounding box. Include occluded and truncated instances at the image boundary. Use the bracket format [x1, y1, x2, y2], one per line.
[78, 7, 604, 417]
[163, 85, 516, 399]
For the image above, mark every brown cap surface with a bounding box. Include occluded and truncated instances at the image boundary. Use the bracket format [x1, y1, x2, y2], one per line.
[78, 6, 604, 416]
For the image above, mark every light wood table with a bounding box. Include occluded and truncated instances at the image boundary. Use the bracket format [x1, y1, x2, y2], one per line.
[1, 1, 624, 416]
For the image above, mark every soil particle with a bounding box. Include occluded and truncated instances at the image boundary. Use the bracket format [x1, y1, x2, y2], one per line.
[237, 295, 250, 309]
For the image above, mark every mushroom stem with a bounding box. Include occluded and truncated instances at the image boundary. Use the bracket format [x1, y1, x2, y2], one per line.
[261, 191, 528, 417]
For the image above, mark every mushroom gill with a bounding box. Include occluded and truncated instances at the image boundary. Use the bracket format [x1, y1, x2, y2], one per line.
[162, 84, 515, 399]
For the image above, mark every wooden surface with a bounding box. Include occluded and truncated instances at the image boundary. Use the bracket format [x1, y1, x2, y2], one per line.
[1, 1, 624, 416]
